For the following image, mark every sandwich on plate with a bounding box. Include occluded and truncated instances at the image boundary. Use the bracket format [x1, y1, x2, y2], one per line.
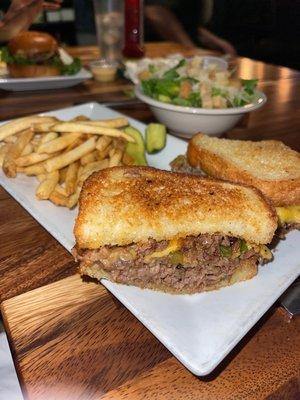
[74, 166, 277, 294]
[171, 134, 300, 236]
[1, 31, 81, 78]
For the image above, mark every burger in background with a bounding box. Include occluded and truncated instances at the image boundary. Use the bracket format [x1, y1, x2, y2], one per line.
[1, 31, 81, 78]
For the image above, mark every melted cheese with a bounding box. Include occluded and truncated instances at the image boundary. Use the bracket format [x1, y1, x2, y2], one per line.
[147, 238, 181, 260]
[145, 237, 273, 263]
[276, 206, 300, 225]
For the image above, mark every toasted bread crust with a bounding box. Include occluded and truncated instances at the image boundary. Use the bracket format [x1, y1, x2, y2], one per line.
[80, 257, 258, 294]
[187, 134, 300, 207]
[74, 166, 277, 249]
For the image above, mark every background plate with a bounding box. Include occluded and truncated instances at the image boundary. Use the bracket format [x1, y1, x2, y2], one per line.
[0, 68, 91, 91]
[0, 102, 299, 375]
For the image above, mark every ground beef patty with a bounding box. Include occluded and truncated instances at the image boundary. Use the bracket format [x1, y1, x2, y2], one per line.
[170, 155, 205, 175]
[75, 234, 263, 292]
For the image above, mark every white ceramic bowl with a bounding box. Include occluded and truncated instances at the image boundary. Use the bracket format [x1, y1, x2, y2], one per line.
[135, 86, 267, 138]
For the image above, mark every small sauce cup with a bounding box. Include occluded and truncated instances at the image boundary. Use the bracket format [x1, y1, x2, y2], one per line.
[89, 59, 118, 83]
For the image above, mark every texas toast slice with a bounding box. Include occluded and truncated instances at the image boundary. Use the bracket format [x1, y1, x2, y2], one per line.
[187, 133, 300, 232]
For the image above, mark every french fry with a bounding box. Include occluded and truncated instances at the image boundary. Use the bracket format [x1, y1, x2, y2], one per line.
[31, 135, 41, 150]
[16, 167, 25, 173]
[78, 159, 109, 184]
[83, 117, 129, 128]
[71, 115, 89, 122]
[80, 151, 97, 166]
[58, 167, 67, 183]
[77, 165, 83, 177]
[0, 143, 10, 167]
[54, 184, 68, 197]
[81, 133, 93, 140]
[97, 144, 112, 160]
[16, 151, 56, 167]
[81, 159, 110, 175]
[77, 173, 95, 187]
[0, 113, 136, 208]
[67, 186, 81, 209]
[36, 171, 59, 200]
[0, 142, 10, 153]
[65, 161, 79, 195]
[49, 190, 69, 207]
[37, 132, 81, 154]
[77, 172, 92, 186]
[39, 131, 58, 144]
[96, 135, 112, 152]
[109, 147, 116, 158]
[44, 137, 96, 172]
[37, 174, 46, 182]
[21, 143, 33, 156]
[50, 122, 135, 142]
[113, 138, 126, 152]
[33, 122, 56, 133]
[22, 163, 46, 176]
[3, 128, 34, 177]
[9, 129, 33, 156]
[109, 148, 123, 167]
[3, 135, 17, 143]
[65, 137, 84, 151]
[0, 116, 57, 141]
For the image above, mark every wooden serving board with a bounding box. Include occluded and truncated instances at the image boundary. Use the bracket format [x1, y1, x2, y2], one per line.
[2, 274, 300, 400]
[0, 186, 76, 302]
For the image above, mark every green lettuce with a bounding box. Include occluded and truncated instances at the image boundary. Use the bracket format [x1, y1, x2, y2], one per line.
[241, 79, 258, 95]
[0, 46, 81, 75]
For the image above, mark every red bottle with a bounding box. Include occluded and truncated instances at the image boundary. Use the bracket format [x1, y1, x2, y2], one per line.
[122, 0, 145, 58]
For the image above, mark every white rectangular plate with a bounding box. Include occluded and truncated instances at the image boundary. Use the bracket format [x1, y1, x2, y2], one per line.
[0, 68, 92, 92]
[0, 102, 299, 376]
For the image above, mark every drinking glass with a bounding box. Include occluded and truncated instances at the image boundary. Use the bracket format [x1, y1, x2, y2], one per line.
[93, 0, 124, 62]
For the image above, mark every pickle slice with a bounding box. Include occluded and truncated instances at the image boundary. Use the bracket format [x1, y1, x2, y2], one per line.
[124, 126, 147, 166]
[145, 123, 167, 154]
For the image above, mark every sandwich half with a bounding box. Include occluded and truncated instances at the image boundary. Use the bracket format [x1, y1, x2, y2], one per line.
[74, 166, 277, 294]
[183, 133, 300, 235]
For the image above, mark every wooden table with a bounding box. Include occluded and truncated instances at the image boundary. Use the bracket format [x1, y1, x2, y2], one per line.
[0, 42, 299, 399]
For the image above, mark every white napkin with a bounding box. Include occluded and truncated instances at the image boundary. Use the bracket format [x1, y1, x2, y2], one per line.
[0, 325, 23, 400]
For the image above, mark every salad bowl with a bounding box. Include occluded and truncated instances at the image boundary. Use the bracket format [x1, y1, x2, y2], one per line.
[129, 54, 267, 138]
[135, 86, 267, 138]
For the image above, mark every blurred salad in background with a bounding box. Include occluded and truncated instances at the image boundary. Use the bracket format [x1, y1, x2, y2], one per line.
[125, 55, 259, 109]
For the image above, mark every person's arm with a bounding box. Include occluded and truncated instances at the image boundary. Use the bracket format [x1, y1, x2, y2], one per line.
[144, 5, 197, 49]
[0, 0, 62, 42]
[198, 26, 237, 56]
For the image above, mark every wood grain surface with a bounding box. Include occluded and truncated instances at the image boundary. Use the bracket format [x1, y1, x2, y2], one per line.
[0, 186, 76, 302]
[2, 274, 300, 400]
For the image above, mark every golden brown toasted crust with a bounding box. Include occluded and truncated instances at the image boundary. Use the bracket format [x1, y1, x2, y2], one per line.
[80, 257, 258, 294]
[74, 166, 277, 249]
[187, 133, 300, 207]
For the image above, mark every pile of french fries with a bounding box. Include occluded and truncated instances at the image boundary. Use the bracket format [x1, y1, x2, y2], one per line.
[0, 114, 135, 208]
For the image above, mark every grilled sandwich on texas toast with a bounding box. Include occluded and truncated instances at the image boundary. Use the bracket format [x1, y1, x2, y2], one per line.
[172, 133, 300, 235]
[74, 167, 277, 294]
